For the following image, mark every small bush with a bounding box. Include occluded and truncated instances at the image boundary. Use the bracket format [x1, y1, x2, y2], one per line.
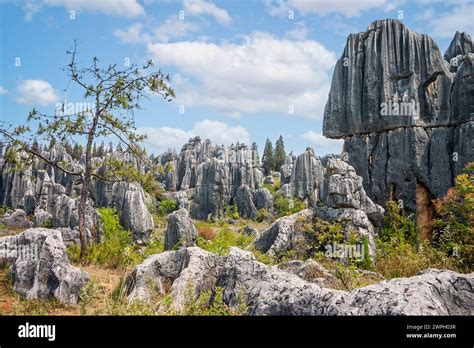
[197, 228, 254, 256]
[197, 226, 217, 240]
[432, 162, 474, 270]
[254, 208, 269, 222]
[158, 199, 178, 216]
[68, 208, 133, 269]
[273, 193, 305, 218]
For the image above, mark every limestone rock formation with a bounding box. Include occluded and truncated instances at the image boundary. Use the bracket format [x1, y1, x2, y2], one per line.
[125, 246, 224, 310]
[322, 19, 474, 238]
[112, 182, 154, 243]
[156, 137, 263, 219]
[0, 228, 89, 304]
[126, 246, 474, 315]
[0, 209, 33, 229]
[235, 184, 257, 219]
[253, 209, 313, 255]
[164, 208, 197, 250]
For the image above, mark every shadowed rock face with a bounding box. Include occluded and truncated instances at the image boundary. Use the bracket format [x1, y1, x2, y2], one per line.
[126, 246, 474, 316]
[322, 19, 474, 233]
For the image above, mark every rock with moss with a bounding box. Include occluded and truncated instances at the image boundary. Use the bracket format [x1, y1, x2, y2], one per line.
[0, 228, 89, 304]
[164, 208, 197, 250]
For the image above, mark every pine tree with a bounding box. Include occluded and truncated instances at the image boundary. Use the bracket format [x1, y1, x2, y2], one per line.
[262, 138, 274, 176]
[274, 135, 286, 171]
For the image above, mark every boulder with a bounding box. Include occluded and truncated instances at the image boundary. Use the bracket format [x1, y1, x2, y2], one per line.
[1, 209, 33, 229]
[254, 188, 273, 211]
[164, 208, 197, 250]
[253, 209, 313, 256]
[33, 208, 53, 227]
[235, 184, 257, 219]
[112, 182, 154, 243]
[127, 246, 474, 315]
[0, 228, 89, 304]
[126, 246, 224, 311]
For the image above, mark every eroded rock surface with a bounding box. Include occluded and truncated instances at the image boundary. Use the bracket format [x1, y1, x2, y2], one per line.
[0, 228, 89, 304]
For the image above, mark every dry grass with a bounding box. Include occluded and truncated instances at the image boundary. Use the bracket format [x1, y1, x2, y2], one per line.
[197, 226, 217, 240]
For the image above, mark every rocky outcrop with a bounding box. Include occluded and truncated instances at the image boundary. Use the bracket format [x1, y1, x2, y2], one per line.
[279, 150, 384, 226]
[0, 209, 33, 229]
[254, 187, 273, 211]
[0, 144, 155, 244]
[112, 182, 154, 243]
[126, 246, 474, 315]
[444, 31, 473, 62]
[322, 19, 474, 237]
[0, 228, 89, 304]
[156, 137, 264, 219]
[125, 246, 224, 310]
[164, 208, 197, 250]
[235, 185, 257, 219]
[253, 209, 313, 256]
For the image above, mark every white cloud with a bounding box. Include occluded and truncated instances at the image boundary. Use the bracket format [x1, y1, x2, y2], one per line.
[114, 23, 145, 44]
[265, 0, 387, 17]
[285, 21, 309, 40]
[0, 86, 6, 95]
[43, 0, 144, 18]
[16, 80, 59, 106]
[138, 120, 251, 152]
[426, 3, 474, 38]
[147, 32, 337, 118]
[183, 0, 231, 25]
[23, 2, 42, 21]
[301, 131, 343, 156]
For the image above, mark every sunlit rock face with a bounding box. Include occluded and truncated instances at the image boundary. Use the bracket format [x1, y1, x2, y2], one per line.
[322, 19, 474, 236]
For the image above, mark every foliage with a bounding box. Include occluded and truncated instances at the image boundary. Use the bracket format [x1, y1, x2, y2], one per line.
[432, 162, 474, 270]
[273, 192, 305, 218]
[224, 204, 239, 220]
[197, 228, 254, 256]
[379, 201, 420, 247]
[254, 208, 270, 222]
[158, 199, 178, 216]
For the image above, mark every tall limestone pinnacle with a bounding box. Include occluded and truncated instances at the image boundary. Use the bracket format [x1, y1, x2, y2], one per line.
[322, 19, 474, 239]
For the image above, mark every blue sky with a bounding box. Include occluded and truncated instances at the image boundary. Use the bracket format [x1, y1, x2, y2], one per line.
[1, 0, 473, 156]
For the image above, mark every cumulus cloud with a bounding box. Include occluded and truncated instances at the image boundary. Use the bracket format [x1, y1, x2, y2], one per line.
[301, 131, 343, 156]
[138, 120, 251, 153]
[147, 32, 337, 118]
[183, 0, 231, 25]
[265, 0, 387, 17]
[114, 17, 199, 44]
[426, 3, 474, 38]
[16, 80, 59, 106]
[43, 0, 144, 18]
[285, 21, 309, 40]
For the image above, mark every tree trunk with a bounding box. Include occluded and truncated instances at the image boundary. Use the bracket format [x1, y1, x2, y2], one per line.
[79, 96, 101, 260]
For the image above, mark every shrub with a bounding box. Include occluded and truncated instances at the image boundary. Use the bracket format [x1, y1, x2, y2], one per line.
[197, 226, 217, 240]
[68, 208, 133, 268]
[158, 199, 178, 216]
[273, 193, 305, 218]
[140, 171, 164, 201]
[254, 208, 269, 222]
[197, 228, 254, 256]
[224, 204, 239, 220]
[432, 162, 474, 270]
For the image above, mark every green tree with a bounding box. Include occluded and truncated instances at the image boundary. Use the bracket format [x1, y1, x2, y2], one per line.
[262, 138, 274, 176]
[0, 41, 174, 259]
[274, 135, 286, 171]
